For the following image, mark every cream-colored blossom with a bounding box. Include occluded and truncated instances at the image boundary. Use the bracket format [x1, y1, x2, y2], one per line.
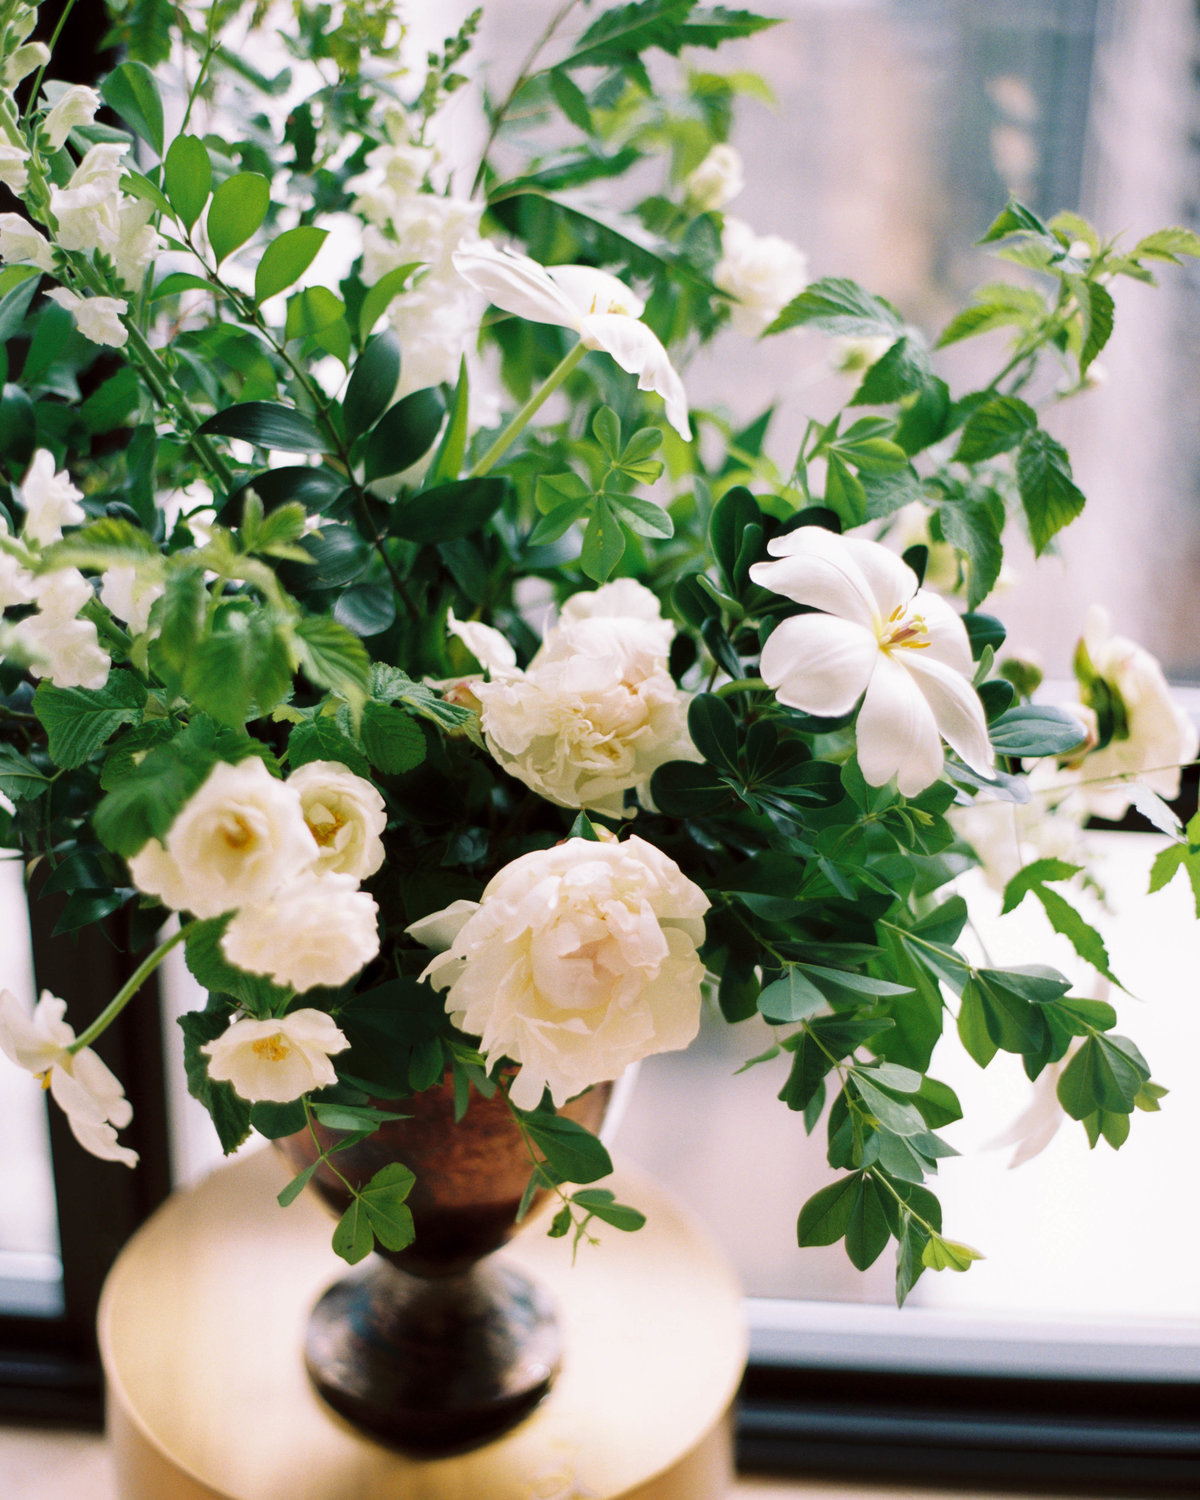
[3, 40, 49, 87]
[127, 758, 319, 919]
[201, 1008, 350, 1102]
[0, 990, 138, 1166]
[452, 580, 695, 817]
[714, 215, 809, 337]
[44, 288, 129, 348]
[42, 83, 101, 151]
[453, 241, 691, 440]
[16, 568, 110, 689]
[220, 872, 380, 991]
[18, 448, 85, 544]
[49, 143, 127, 253]
[0, 212, 55, 272]
[410, 834, 709, 1110]
[286, 760, 387, 879]
[0, 144, 30, 195]
[0, 518, 35, 609]
[112, 196, 161, 291]
[684, 144, 744, 213]
[749, 526, 994, 796]
[99, 564, 164, 636]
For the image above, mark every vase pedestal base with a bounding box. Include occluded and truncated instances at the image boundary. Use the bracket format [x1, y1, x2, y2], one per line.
[305, 1259, 560, 1454]
[100, 1146, 747, 1500]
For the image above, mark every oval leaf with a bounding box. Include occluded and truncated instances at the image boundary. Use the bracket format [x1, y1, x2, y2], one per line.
[254, 225, 328, 306]
[164, 134, 212, 231]
[390, 476, 507, 544]
[100, 60, 164, 156]
[342, 330, 401, 442]
[197, 401, 327, 454]
[207, 172, 270, 266]
[362, 387, 446, 481]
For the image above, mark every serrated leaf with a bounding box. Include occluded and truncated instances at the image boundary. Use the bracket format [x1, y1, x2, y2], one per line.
[1016, 429, 1086, 555]
[1073, 278, 1114, 373]
[953, 396, 1037, 463]
[766, 276, 903, 339]
[850, 335, 932, 406]
[293, 615, 371, 706]
[360, 700, 426, 775]
[32, 673, 144, 770]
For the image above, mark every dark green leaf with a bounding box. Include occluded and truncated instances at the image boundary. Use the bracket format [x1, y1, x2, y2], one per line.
[522, 1110, 613, 1184]
[100, 60, 164, 155]
[845, 1174, 891, 1270]
[197, 401, 327, 454]
[342, 330, 401, 443]
[953, 396, 1037, 463]
[360, 700, 427, 775]
[32, 673, 145, 770]
[797, 1174, 861, 1246]
[988, 704, 1088, 757]
[390, 475, 506, 543]
[1016, 429, 1086, 555]
[362, 387, 446, 481]
[850, 336, 932, 406]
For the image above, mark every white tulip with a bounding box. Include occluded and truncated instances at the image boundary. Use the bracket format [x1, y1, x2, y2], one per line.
[452, 240, 691, 440]
[749, 526, 994, 796]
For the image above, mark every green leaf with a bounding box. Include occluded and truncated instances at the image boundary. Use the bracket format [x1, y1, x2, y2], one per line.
[757, 967, 826, 1024]
[1130, 226, 1200, 263]
[333, 583, 397, 638]
[571, 1188, 646, 1232]
[0, 270, 40, 348]
[522, 1110, 613, 1184]
[277, 1158, 320, 1207]
[342, 330, 401, 443]
[357, 262, 423, 341]
[390, 476, 507, 544]
[922, 1235, 984, 1272]
[177, 1002, 253, 1154]
[1016, 429, 1086, 555]
[1057, 1034, 1148, 1119]
[1149, 841, 1200, 917]
[845, 1175, 891, 1270]
[163, 133, 212, 231]
[206, 172, 271, 266]
[197, 401, 327, 454]
[0, 744, 50, 802]
[548, 67, 593, 131]
[934, 490, 1005, 610]
[592, 405, 622, 459]
[32, 673, 145, 770]
[953, 396, 1037, 463]
[361, 387, 446, 481]
[988, 704, 1088, 757]
[606, 491, 673, 538]
[429, 358, 469, 484]
[360, 1162, 417, 1252]
[293, 615, 371, 706]
[648, 758, 734, 816]
[957, 980, 998, 1067]
[580, 496, 626, 582]
[708, 485, 760, 592]
[360, 700, 427, 775]
[254, 226, 328, 306]
[1074, 279, 1114, 373]
[332, 1197, 375, 1264]
[287, 716, 371, 779]
[687, 692, 739, 773]
[285, 287, 346, 341]
[797, 1174, 861, 1246]
[978, 199, 1053, 244]
[101, 60, 164, 155]
[850, 336, 932, 406]
[150, 271, 214, 301]
[765, 276, 903, 339]
[80, 365, 142, 434]
[823, 450, 867, 527]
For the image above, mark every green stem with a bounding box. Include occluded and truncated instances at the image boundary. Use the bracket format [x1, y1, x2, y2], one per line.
[21, 0, 79, 125]
[68, 921, 195, 1054]
[180, 3, 221, 134]
[714, 676, 768, 699]
[470, 341, 588, 478]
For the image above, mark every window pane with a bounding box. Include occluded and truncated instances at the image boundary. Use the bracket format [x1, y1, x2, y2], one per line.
[0, 855, 64, 1318]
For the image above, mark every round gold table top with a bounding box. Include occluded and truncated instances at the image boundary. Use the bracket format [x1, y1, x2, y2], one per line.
[99, 1146, 747, 1500]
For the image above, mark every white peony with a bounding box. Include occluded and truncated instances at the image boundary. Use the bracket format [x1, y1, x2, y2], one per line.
[15, 568, 111, 690]
[201, 1008, 350, 1102]
[0, 990, 138, 1166]
[1065, 606, 1198, 819]
[99, 563, 165, 636]
[409, 834, 709, 1110]
[42, 84, 101, 151]
[0, 212, 56, 272]
[451, 580, 695, 817]
[684, 144, 744, 213]
[749, 525, 994, 796]
[127, 758, 319, 919]
[44, 288, 129, 348]
[287, 760, 387, 879]
[18, 448, 85, 545]
[220, 872, 381, 991]
[714, 215, 809, 337]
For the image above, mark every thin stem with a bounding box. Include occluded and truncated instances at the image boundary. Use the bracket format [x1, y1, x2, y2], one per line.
[471, 0, 581, 196]
[470, 341, 588, 478]
[180, 3, 221, 134]
[68, 921, 195, 1054]
[22, 0, 79, 124]
[714, 676, 768, 699]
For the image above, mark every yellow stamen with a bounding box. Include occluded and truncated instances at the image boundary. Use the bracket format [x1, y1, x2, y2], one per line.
[252, 1034, 290, 1063]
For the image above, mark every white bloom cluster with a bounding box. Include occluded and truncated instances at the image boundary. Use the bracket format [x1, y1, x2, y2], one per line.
[355, 127, 483, 397]
[0, 990, 138, 1166]
[683, 143, 744, 213]
[714, 216, 809, 337]
[128, 758, 385, 993]
[448, 578, 697, 818]
[409, 833, 709, 1110]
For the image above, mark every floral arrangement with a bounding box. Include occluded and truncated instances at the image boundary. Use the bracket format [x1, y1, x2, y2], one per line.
[0, 0, 1197, 1305]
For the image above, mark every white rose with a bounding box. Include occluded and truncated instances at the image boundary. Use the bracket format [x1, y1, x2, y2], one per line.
[0, 989, 138, 1166]
[18, 448, 85, 544]
[99, 563, 165, 635]
[0, 213, 56, 273]
[287, 760, 387, 879]
[201, 1008, 350, 1102]
[0, 144, 29, 195]
[684, 143, 744, 213]
[127, 758, 319, 919]
[15, 567, 110, 689]
[464, 584, 695, 817]
[42, 83, 101, 151]
[714, 215, 809, 337]
[44, 288, 129, 348]
[49, 142, 127, 253]
[410, 834, 709, 1110]
[220, 872, 380, 991]
[1067, 606, 1199, 819]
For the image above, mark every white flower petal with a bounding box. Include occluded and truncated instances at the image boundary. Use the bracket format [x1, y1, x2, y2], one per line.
[577, 312, 690, 439]
[750, 526, 892, 630]
[909, 587, 976, 675]
[452, 240, 582, 330]
[856, 650, 944, 794]
[545, 263, 645, 320]
[407, 898, 481, 952]
[447, 610, 518, 673]
[902, 650, 995, 777]
[758, 613, 877, 716]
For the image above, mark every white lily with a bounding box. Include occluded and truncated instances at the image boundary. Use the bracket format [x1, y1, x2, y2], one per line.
[0, 990, 138, 1167]
[452, 240, 691, 440]
[749, 526, 994, 796]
